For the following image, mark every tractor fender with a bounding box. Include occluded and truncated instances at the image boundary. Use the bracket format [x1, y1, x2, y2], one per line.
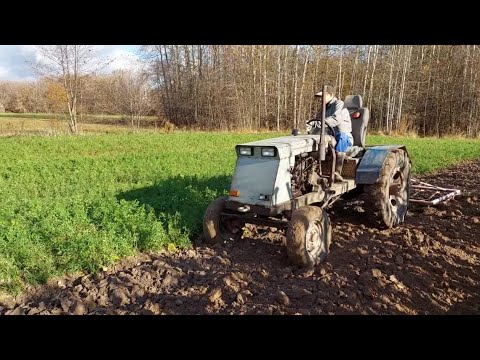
[356, 145, 409, 184]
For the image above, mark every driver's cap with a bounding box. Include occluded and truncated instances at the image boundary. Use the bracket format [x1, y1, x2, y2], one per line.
[315, 85, 335, 97]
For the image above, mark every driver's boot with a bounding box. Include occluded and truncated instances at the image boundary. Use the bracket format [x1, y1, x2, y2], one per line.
[334, 152, 346, 182]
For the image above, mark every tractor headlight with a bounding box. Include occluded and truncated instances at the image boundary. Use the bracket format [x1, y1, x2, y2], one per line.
[261, 147, 276, 157]
[238, 147, 253, 156]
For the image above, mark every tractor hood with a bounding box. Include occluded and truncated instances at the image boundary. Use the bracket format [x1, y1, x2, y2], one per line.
[236, 135, 320, 159]
[229, 135, 321, 207]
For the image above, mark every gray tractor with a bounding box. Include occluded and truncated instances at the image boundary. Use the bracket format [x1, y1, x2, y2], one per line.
[203, 86, 411, 267]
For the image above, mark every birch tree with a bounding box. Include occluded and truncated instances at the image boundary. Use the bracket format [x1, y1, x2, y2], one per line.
[33, 45, 107, 134]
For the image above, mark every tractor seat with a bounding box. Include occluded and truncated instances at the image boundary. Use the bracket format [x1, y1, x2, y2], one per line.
[344, 95, 370, 148]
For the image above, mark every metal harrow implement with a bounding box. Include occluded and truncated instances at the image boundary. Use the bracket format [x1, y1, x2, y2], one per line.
[410, 178, 461, 206]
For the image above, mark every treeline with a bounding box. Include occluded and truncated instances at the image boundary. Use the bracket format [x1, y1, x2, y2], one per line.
[0, 71, 155, 128]
[141, 45, 480, 137]
[2, 45, 480, 137]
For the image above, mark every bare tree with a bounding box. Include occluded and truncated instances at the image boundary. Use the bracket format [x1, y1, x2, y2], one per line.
[113, 70, 153, 129]
[33, 45, 107, 134]
[3, 44, 477, 137]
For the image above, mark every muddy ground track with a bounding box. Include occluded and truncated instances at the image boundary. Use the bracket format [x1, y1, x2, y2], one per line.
[1, 160, 479, 315]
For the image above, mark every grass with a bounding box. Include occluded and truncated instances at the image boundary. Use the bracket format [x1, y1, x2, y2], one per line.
[0, 112, 155, 122]
[1, 131, 479, 294]
[367, 135, 480, 174]
[0, 113, 160, 137]
[0, 116, 139, 135]
[0, 112, 65, 120]
[0, 132, 282, 294]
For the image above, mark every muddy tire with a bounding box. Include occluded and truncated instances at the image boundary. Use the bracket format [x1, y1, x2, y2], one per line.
[286, 206, 332, 267]
[365, 149, 411, 229]
[203, 196, 243, 244]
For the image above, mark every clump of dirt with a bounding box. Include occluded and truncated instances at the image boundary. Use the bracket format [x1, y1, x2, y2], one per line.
[1, 160, 479, 315]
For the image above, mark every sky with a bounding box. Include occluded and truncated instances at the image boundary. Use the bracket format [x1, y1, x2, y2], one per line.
[0, 45, 141, 81]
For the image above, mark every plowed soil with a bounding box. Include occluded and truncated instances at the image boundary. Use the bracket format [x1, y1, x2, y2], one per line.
[2, 160, 479, 315]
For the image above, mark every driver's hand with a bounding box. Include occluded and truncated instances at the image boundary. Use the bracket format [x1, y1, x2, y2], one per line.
[305, 122, 313, 133]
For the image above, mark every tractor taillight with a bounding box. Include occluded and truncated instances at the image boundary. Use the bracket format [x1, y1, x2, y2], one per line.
[229, 190, 240, 197]
[352, 111, 361, 119]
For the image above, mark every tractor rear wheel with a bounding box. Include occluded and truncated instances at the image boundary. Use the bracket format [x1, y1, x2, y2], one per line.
[365, 149, 411, 229]
[203, 196, 244, 244]
[286, 206, 332, 267]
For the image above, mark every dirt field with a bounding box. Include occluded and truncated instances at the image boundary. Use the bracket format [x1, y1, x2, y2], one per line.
[1, 160, 479, 315]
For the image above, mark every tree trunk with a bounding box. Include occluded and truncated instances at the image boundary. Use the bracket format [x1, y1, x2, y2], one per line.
[363, 45, 372, 98]
[298, 49, 310, 129]
[293, 46, 299, 129]
[276, 46, 282, 131]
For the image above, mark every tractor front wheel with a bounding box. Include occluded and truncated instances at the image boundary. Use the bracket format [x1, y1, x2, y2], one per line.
[203, 196, 244, 244]
[286, 206, 332, 267]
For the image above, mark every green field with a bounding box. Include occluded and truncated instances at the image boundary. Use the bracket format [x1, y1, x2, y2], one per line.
[0, 112, 160, 136]
[1, 132, 480, 294]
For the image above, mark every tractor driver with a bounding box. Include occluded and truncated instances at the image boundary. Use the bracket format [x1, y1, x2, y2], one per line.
[308, 85, 353, 152]
[307, 85, 353, 182]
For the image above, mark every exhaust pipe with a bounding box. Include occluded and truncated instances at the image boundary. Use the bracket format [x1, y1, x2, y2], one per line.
[319, 84, 327, 162]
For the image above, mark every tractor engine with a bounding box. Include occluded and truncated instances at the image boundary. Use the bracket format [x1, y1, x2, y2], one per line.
[290, 152, 320, 198]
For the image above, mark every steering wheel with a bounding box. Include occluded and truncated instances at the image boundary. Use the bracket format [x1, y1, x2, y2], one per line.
[306, 118, 335, 136]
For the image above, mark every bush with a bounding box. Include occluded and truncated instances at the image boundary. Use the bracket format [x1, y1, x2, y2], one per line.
[162, 121, 175, 133]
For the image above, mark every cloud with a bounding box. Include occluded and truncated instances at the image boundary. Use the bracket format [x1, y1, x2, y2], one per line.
[0, 45, 142, 81]
[0, 66, 8, 78]
[0, 46, 34, 80]
[102, 47, 142, 72]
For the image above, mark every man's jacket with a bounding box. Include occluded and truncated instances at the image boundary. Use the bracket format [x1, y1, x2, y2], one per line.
[313, 97, 353, 144]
